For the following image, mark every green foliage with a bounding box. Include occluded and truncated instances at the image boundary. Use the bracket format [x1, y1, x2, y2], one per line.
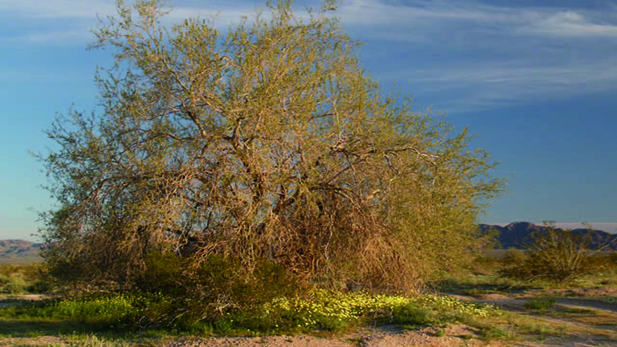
[475, 323, 513, 340]
[391, 305, 434, 327]
[0, 274, 25, 294]
[4, 292, 180, 331]
[524, 298, 556, 311]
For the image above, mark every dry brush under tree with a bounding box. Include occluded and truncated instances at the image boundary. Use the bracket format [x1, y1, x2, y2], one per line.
[40, 0, 503, 294]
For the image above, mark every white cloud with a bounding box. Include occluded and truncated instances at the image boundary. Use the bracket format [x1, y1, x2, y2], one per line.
[519, 10, 617, 38]
[338, 0, 617, 40]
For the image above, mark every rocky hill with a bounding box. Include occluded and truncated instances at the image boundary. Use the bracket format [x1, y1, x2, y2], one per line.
[0, 239, 43, 263]
[479, 222, 617, 250]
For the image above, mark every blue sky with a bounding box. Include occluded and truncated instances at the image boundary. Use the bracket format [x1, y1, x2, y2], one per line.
[1, 0, 616, 241]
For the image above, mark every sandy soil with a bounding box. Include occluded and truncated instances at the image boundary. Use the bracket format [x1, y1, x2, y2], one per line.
[159, 324, 518, 347]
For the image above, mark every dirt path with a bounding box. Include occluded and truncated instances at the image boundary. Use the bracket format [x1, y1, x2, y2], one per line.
[452, 293, 617, 347]
[0, 328, 521, 347]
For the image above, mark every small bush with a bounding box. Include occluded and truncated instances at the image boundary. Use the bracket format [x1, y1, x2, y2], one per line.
[0, 273, 27, 294]
[0, 264, 54, 294]
[391, 304, 434, 326]
[469, 255, 502, 276]
[499, 226, 608, 284]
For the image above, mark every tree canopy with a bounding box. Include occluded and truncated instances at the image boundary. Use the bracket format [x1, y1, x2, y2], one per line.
[40, 0, 504, 293]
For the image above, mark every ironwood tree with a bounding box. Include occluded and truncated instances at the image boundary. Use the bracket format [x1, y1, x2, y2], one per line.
[40, 0, 503, 293]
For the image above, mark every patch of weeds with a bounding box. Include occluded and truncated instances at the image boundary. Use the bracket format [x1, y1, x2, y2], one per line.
[517, 321, 563, 340]
[25, 330, 44, 338]
[596, 296, 617, 304]
[391, 304, 434, 326]
[525, 297, 556, 310]
[473, 309, 563, 343]
[346, 337, 362, 345]
[435, 329, 446, 337]
[65, 334, 134, 347]
[561, 306, 596, 314]
[559, 309, 617, 326]
[478, 324, 512, 340]
[181, 321, 214, 335]
[457, 333, 474, 340]
[463, 317, 515, 342]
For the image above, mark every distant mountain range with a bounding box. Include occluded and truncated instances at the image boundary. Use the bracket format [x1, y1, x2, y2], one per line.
[0, 239, 43, 263]
[1, 222, 615, 263]
[479, 222, 617, 250]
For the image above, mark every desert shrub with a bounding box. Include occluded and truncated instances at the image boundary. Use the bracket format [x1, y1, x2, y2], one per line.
[469, 255, 502, 275]
[0, 274, 17, 294]
[0, 264, 52, 294]
[39, 0, 503, 298]
[4, 275, 27, 294]
[498, 249, 531, 280]
[500, 223, 606, 285]
[499, 226, 605, 284]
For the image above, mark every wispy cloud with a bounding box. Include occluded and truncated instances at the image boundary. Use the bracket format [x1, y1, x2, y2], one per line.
[338, 0, 617, 40]
[4, 0, 617, 42]
[3, 0, 617, 111]
[339, 0, 516, 26]
[518, 11, 617, 38]
[0, 0, 264, 45]
[0, 0, 262, 22]
[334, 0, 617, 112]
[396, 61, 617, 113]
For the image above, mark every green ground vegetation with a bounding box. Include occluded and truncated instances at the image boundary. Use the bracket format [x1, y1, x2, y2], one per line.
[1, 251, 616, 346]
[0, 289, 498, 336]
